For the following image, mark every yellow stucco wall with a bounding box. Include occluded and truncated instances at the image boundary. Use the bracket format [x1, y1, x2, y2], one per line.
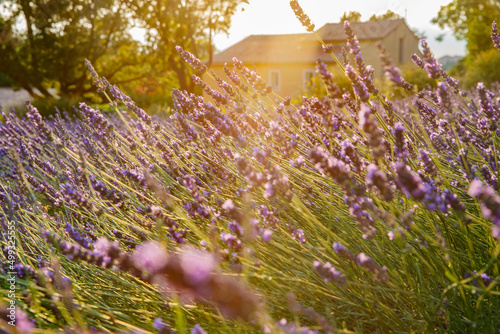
[381, 23, 421, 67]
[205, 62, 339, 100]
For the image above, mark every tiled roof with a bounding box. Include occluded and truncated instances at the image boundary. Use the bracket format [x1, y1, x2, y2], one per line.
[211, 19, 406, 65]
[212, 33, 337, 65]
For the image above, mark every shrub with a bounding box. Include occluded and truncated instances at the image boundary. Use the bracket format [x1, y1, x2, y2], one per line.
[462, 48, 500, 88]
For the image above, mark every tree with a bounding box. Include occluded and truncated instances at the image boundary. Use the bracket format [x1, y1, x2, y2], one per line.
[340, 10, 403, 24]
[129, 0, 247, 93]
[340, 11, 362, 23]
[462, 49, 500, 87]
[0, 0, 146, 99]
[0, 0, 246, 100]
[432, 0, 500, 55]
[432, 0, 500, 87]
[369, 10, 402, 22]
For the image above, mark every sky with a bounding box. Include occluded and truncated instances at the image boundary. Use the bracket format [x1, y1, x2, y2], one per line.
[213, 0, 466, 58]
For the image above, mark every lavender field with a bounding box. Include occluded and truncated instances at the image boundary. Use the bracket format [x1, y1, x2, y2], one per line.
[1, 2, 500, 333]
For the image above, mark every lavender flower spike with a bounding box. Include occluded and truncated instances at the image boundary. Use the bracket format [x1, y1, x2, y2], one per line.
[468, 180, 500, 238]
[377, 43, 413, 91]
[420, 39, 442, 79]
[344, 21, 361, 56]
[85, 59, 105, 92]
[313, 261, 347, 285]
[290, 0, 315, 32]
[176, 46, 207, 74]
[492, 21, 500, 52]
[345, 65, 370, 102]
[356, 253, 388, 283]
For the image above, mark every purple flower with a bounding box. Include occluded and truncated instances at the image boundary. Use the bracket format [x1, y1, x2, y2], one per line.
[153, 317, 174, 333]
[222, 199, 235, 211]
[378, 43, 413, 91]
[492, 21, 500, 52]
[333, 242, 356, 262]
[419, 149, 437, 176]
[180, 247, 216, 284]
[392, 122, 408, 160]
[220, 232, 242, 250]
[176, 46, 207, 74]
[290, 0, 315, 32]
[13, 309, 35, 333]
[411, 54, 424, 68]
[191, 324, 208, 334]
[468, 180, 500, 237]
[477, 82, 495, 118]
[85, 59, 105, 91]
[287, 225, 306, 243]
[345, 65, 370, 102]
[344, 21, 360, 55]
[132, 241, 169, 274]
[310, 147, 353, 187]
[420, 39, 442, 79]
[333, 242, 345, 253]
[313, 260, 347, 285]
[261, 229, 273, 242]
[263, 182, 274, 199]
[394, 162, 427, 201]
[344, 195, 376, 238]
[228, 220, 243, 236]
[359, 105, 385, 161]
[276, 318, 319, 334]
[93, 237, 111, 255]
[366, 163, 394, 201]
[356, 253, 388, 283]
[315, 61, 344, 104]
[356, 253, 371, 265]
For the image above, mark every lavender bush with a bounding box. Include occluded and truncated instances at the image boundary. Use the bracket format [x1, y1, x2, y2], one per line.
[1, 2, 499, 333]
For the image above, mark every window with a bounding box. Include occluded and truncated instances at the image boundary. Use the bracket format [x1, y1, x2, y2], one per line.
[399, 38, 404, 63]
[303, 69, 316, 89]
[269, 70, 281, 92]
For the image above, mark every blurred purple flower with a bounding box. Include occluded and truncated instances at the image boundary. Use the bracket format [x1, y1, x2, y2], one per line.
[191, 324, 207, 334]
[180, 247, 216, 284]
[15, 309, 36, 333]
[468, 180, 500, 237]
[261, 229, 273, 242]
[132, 241, 169, 274]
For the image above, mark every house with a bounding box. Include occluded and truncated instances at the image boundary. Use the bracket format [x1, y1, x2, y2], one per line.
[206, 19, 420, 98]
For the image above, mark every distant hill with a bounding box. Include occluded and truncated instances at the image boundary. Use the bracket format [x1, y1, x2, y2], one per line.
[439, 55, 463, 71]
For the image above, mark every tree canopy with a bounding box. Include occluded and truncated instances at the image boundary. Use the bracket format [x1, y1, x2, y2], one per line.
[340, 10, 402, 24]
[129, 0, 247, 93]
[339, 11, 362, 23]
[0, 0, 246, 100]
[432, 0, 500, 87]
[0, 0, 144, 99]
[432, 0, 500, 55]
[369, 10, 401, 22]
